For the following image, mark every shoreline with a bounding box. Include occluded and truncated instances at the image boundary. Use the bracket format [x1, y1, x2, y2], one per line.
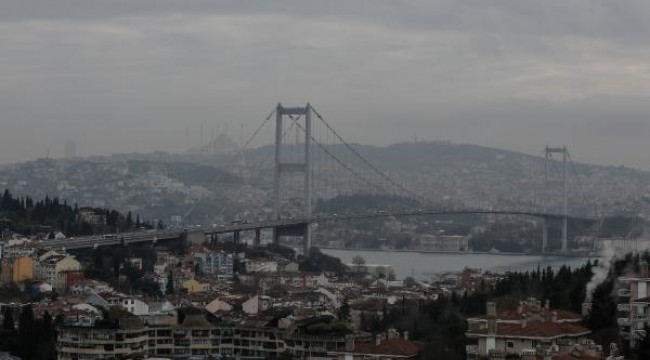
[318, 246, 599, 258]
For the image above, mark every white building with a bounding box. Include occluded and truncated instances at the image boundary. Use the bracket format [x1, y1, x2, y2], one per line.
[121, 298, 150, 316]
[617, 261, 650, 347]
[192, 249, 234, 280]
[245, 260, 278, 273]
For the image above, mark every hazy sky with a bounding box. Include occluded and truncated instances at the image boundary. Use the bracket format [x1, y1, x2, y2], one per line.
[2, 1, 650, 169]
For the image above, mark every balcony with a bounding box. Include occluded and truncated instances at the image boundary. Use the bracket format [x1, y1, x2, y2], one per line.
[618, 303, 631, 312]
[633, 314, 648, 321]
[618, 317, 630, 326]
[619, 289, 632, 297]
[466, 345, 478, 355]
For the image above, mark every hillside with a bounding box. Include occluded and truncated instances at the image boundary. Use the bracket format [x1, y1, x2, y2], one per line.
[1, 141, 649, 224]
[0, 157, 246, 225]
[244, 141, 650, 218]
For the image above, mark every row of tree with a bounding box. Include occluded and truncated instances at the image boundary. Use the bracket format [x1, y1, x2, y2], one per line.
[1, 304, 58, 359]
[0, 189, 156, 236]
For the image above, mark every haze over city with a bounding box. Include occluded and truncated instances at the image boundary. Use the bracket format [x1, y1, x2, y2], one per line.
[4, 2, 650, 360]
[2, 1, 650, 168]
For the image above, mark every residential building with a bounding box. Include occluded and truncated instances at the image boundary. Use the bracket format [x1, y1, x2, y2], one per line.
[465, 299, 591, 359]
[616, 260, 650, 347]
[418, 234, 469, 252]
[245, 259, 278, 273]
[57, 307, 148, 360]
[11, 256, 34, 283]
[192, 248, 234, 280]
[182, 278, 209, 294]
[333, 331, 422, 359]
[57, 307, 358, 360]
[35, 252, 82, 291]
[77, 207, 106, 225]
[70, 279, 113, 294]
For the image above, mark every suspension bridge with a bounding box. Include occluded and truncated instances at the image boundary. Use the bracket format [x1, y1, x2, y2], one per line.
[39, 103, 592, 254]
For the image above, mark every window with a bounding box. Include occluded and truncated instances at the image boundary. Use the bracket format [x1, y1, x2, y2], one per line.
[506, 341, 514, 348]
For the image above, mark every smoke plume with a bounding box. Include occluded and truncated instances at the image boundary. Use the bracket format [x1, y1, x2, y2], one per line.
[585, 243, 616, 302]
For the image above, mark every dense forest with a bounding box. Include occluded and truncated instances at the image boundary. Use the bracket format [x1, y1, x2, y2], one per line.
[0, 189, 156, 236]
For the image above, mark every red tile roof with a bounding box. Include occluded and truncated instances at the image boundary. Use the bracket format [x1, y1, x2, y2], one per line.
[353, 339, 424, 357]
[482, 309, 582, 322]
[553, 351, 605, 360]
[468, 320, 590, 339]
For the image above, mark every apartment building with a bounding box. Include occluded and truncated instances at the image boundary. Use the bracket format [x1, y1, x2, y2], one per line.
[616, 260, 650, 347]
[57, 308, 149, 360]
[192, 248, 234, 280]
[0, 256, 34, 285]
[466, 298, 591, 359]
[57, 307, 358, 360]
[35, 251, 82, 291]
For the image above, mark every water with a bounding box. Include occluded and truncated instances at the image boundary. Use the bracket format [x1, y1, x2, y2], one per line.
[321, 249, 595, 280]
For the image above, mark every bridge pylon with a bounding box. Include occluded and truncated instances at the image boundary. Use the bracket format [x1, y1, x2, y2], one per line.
[273, 103, 313, 255]
[544, 146, 569, 253]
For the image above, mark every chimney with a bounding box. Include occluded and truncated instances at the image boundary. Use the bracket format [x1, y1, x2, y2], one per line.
[345, 337, 355, 351]
[403, 331, 409, 341]
[486, 302, 496, 317]
[487, 302, 498, 335]
[551, 311, 558, 323]
[641, 261, 649, 278]
[521, 314, 528, 329]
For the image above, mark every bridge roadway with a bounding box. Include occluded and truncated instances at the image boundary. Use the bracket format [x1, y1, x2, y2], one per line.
[36, 209, 594, 251]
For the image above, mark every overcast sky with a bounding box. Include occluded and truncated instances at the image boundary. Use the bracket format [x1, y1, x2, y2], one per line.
[1, 1, 650, 169]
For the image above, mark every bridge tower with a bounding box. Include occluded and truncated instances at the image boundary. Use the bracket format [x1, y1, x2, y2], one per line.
[273, 103, 312, 255]
[543, 146, 569, 253]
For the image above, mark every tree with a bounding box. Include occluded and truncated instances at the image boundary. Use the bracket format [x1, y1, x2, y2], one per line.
[277, 351, 295, 360]
[374, 266, 387, 279]
[2, 307, 14, 331]
[338, 300, 351, 321]
[18, 304, 36, 358]
[635, 325, 650, 359]
[352, 255, 366, 274]
[41, 311, 54, 341]
[166, 271, 174, 295]
[387, 268, 397, 281]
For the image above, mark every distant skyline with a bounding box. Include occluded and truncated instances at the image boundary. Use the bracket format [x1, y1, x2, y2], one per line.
[1, 1, 650, 170]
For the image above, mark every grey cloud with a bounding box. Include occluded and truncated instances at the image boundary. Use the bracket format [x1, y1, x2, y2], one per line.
[1, 1, 650, 170]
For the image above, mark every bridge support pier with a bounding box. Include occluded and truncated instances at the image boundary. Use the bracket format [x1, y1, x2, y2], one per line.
[561, 216, 568, 253]
[542, 218, 548, 253]
[233, 230, 240, 244]
[303, 224, 312, 256]
[272, 228, 279, 246]
[254, 228, 261, 247]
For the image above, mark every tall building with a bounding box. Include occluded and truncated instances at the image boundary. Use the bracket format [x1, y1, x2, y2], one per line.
[64, 139, 76, 159]
[616, 261, 650, 348]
